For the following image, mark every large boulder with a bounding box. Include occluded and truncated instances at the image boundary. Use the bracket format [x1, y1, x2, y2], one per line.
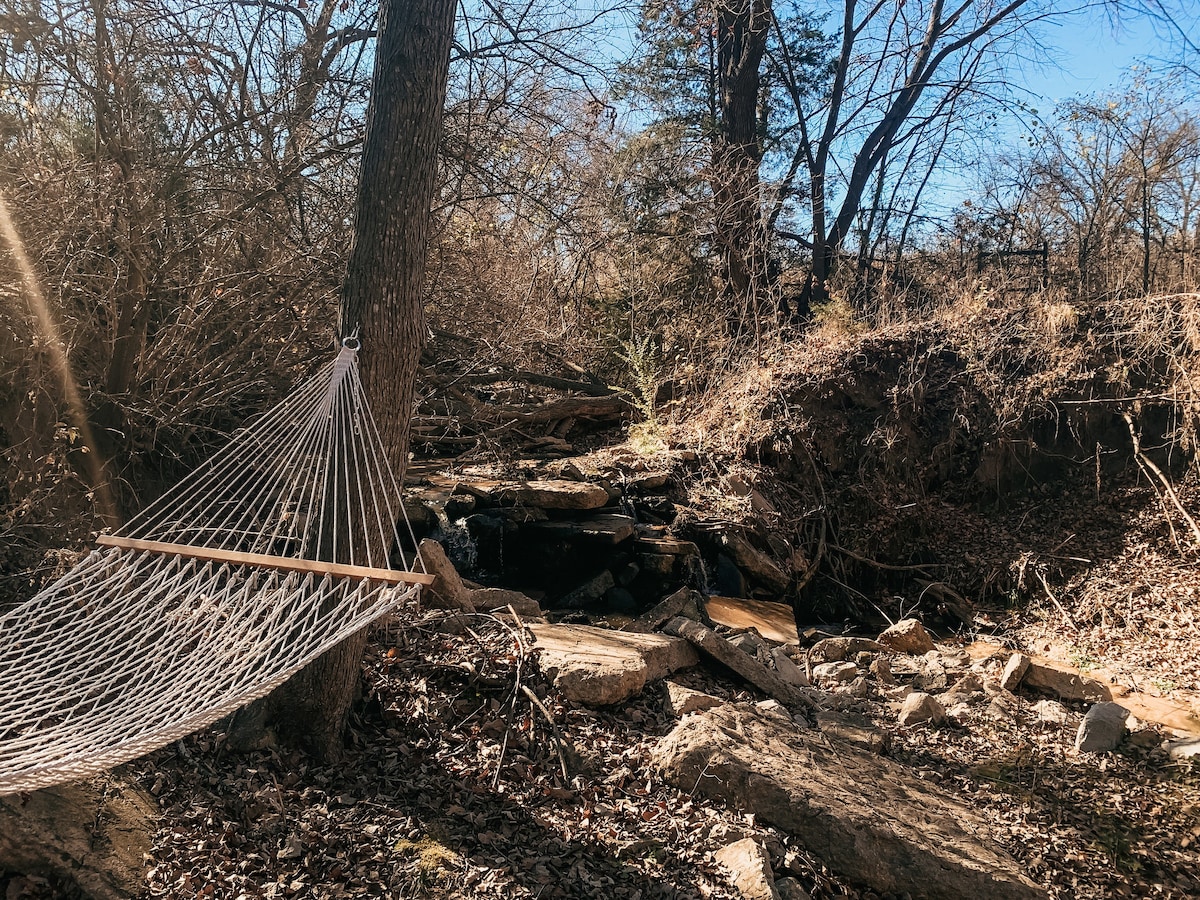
[654, 704, 1045, 900]
[529, 623, 698, 706]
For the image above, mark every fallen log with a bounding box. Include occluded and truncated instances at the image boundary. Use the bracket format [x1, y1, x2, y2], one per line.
[458, 370, 618, 397]
[491, 394, 628, 424]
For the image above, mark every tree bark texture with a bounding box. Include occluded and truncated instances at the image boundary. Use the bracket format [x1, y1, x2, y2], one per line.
[710, 0, 772, 336]
[255, 0, 457, 761]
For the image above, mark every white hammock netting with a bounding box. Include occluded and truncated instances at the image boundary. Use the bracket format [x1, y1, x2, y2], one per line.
[0, 342, 428, 795]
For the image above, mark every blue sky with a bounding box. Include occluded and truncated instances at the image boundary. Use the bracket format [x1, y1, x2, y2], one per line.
[1024, 8, 1169, 104]
[922, 6, 1189, 216]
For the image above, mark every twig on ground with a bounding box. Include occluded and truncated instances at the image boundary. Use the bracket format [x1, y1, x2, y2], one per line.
[1124, 411, 1200, 550]
[1036, 569, 1078, 633]
[520, 685, 571, 782]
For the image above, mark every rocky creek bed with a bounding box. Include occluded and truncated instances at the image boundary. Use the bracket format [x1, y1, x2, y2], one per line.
[7, 306, 1200, 898]
[4, 451, 1199, 899]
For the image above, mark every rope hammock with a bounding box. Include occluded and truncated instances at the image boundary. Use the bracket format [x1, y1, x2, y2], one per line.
[0, 340, 431, 795]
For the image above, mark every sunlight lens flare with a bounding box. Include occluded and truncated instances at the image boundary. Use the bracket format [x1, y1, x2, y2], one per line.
[0, 187, 117, 525]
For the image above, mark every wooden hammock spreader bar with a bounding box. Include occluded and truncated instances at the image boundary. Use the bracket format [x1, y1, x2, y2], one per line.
[95, 535, 435, 586]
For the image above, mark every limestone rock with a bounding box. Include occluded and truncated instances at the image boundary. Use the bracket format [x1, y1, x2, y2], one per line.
[1075, 701, 1130, 752]
[1032, 699, 1070, 726]
[940, 673, 986, 707]
[493, 479, 610, 509]
[627, 471, 671, 491]
[946, 702, 973, 725]
[559, 570, 616, 609]
[705, 596, 799, 644]
[664, 681, 722, 717]
[812, 661, 858, 684]
[469, 587, 542, 617]
[815, 709, 889, 754]
[729, 631, 771, 660]
[417, 539, 475, 613]
[950, 672, 985, 693]
[721, 533, 790, 595]
[1024, 660, 1111, 703]
[770, 647, 810, 687]
[1001, 653, 1031, 691]
[530, 623, 697, 706]
[634, 536, 700, 556]
[898, 691, 946, 726]
[663, 617, 813, 710]
[774, 877, 813, 900]
[713, 838, 780, 900]
[1164, 737, 1200, 760]
[654, 704, 1045, 900]
[755, 699, 793, 722]
[877, 619, 936, 654]
[0, 778, 156, 900]
[844, 675, 871, 698]
[912, 653, 950, 693]
[626, 587, 704, 633]
[987, 689, 1021, 721]
[809, 636, 885, 663]
[526, 513, 636, 545]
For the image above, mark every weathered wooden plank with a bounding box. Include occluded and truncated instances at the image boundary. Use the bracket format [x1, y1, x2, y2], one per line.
[95, 536, 434, 586]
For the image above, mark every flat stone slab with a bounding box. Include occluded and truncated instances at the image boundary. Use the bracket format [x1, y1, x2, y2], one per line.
[526, 514, 636, 545]
[655, 704, 1045, 900]
[1022, 658, 1112, 703]
[423, 476, 610, 510]
[634, 536, 700, 555]
[529, 623, 698, 706]
[493, 480, 610, 509]
[705, 596, 799, 644]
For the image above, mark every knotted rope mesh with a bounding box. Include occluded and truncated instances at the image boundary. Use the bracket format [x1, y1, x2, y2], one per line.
[0, 342, 426, 795]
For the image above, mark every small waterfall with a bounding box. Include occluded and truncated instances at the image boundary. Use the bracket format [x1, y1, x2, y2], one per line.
[428, 501, 479, 575]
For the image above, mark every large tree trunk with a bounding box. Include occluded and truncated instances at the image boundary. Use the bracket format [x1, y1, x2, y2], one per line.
[245, 0, 457, 762]
[710, 0, 772, 338]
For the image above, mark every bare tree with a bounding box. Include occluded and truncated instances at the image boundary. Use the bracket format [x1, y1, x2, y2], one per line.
[973, 74, 1200, 300]
[768, 0, 1050, 313]
[0, 0, 379, 524]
